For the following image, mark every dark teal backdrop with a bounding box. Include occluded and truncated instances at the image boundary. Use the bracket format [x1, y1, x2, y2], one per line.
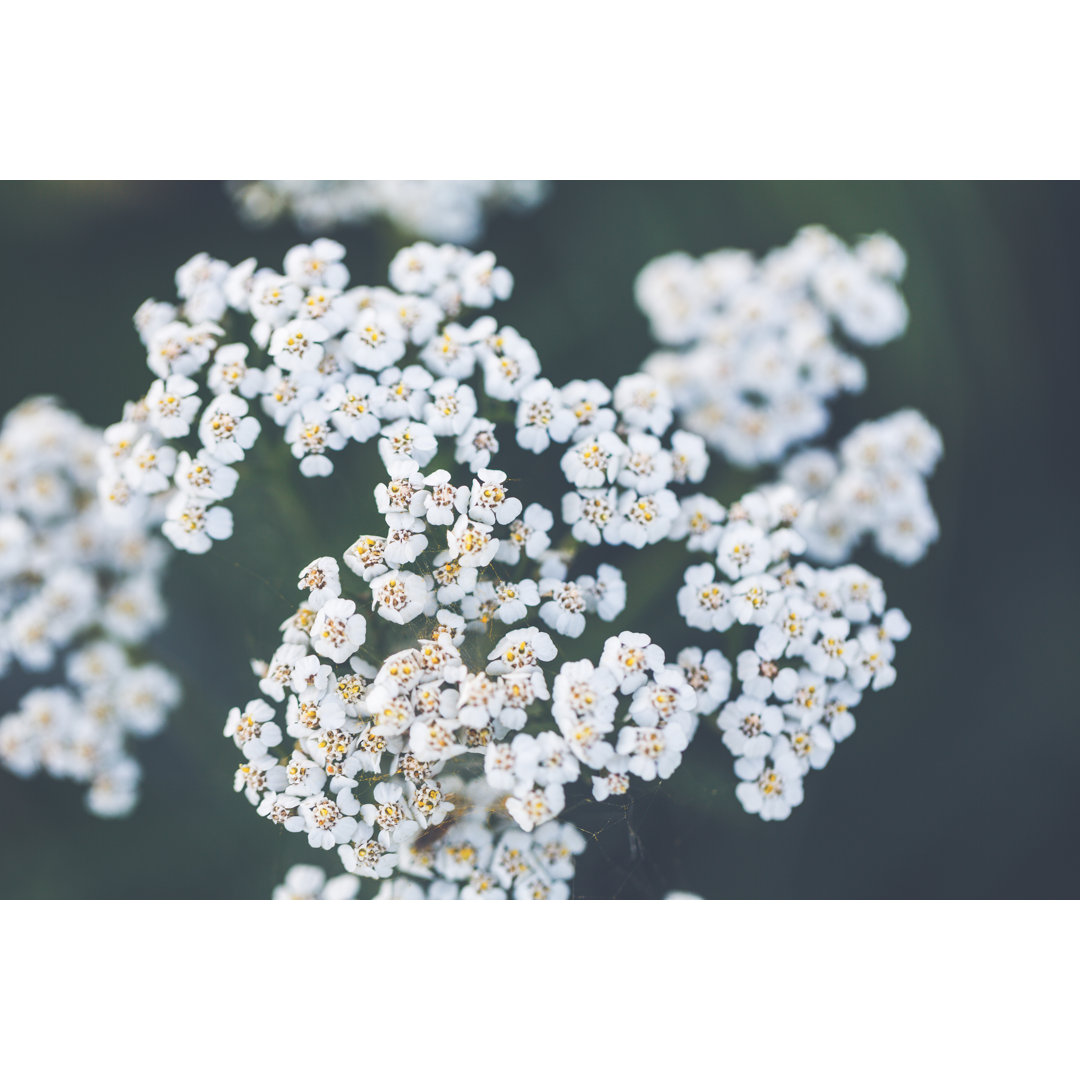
[0, 181, 1075, 898]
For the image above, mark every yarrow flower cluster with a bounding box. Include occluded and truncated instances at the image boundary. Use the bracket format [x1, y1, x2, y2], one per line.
[0, 398, 179, 815]
[781, 409, 943, 564]
[228, 180, 550, 244]
[100, 236, 566, 555]
[201, 233, 926, 899]
[636, 226, 911, 467]
[273, 779, 587, 900]
[671, 484, 910, 819]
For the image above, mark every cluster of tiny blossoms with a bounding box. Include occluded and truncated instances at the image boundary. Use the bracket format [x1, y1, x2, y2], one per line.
[0, 398, 179, 815]
[229, 181, 550, 244]
[672, 484, 910, 819]
[206, 237, 920, 898]
[99, 236, 572, 554]
[782, 409, 943, 565]
[273, 778, 586, 900]
[636, 226, 910, 467]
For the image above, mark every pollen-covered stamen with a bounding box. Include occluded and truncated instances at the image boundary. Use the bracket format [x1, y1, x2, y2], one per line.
[297, 421, 328, 454]
[548, 581, 586, 615]
[318, 613, 349, 649]
[757, 769, 784, 797]
[581, 496, 613, 527]
[334, 675, 366, 709]
[696, 584, 728, 611]
[349, 536, 386, 570]
[270, 376, 299, 406]
[301, 566, 327, 592]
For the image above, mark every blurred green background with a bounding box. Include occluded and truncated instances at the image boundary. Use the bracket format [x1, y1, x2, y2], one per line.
[0, 181, 1075, 899]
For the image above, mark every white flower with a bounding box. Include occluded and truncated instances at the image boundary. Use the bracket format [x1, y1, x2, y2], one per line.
[447, 515, 499, 567]
[146, 320, 220, 379]
[732, 574, 782, 626]
[370, 570, 434, 625]
[561, 431, 626, 488]
[515, 378, 575, 453]
[286, 402, 347, 476]
[487, 627, 558, 675]
[734, 756, 805, 821]
[374, 459, 429, 518]
[248, 271, 302, 328]
[146, 375, 200, 438]
[208, 342, 263, 398]
[479, 326, 539, 400]
[562, 488, 619, 546]
[668, 494, 725, 551]
[553, 659, 617, 730]
[311, 598, 367, 663]
[468, 468, 522, 526]
[676, 647, 732, 715]
[384, 515, 428, 566]
[432, 551, 479, 605]
[339, 823, 398, 879]
[716, 521, 770, 579]
[774, 722, 835, 775]
[422, 321, 482, 380]
[299, 791, 359, 850]
[298, 557, 341, 608]
[592, 764, 631, 802]
[173, 450, 238, 501]
[420, 469, 469, 526]
[455, 416, 499, 470]
[506, 782, 564, 833]
[390, 241, 450, 294]
[718, 694, 784, 757]
[122, 435, 177, 495]
[272, 864, 359, 901]
[562, 379, 615, 435]
[581, 564, 627, 621]
[736, 647, 798, 702]
[669, 430, 709, 484]
[198, 393, 261, 463]
[283, 238, 349, 290]
[599, 632, 663, 694]
[259, 643, 307, 702]
[849, 628, 897, 691]
[378, 419, 438, 468]
[629, 667, 696, 730]
[484, 733, 540, 792]
[361, 781, 421, 847]
[677, 564, 734, 632]
[269, 318, 329, 373]
[496, 503, 553, 565]
[616, 723, 688, 781]
[539, 578, 588, 639]
[459, 251, 513, 307]
[804, 617, 861, 678]
[495, 666, 548, 728]
[343, 534, 389, 582]
[234, 754, 287, 806]
[615, 489, 679, 548]
[618, 432, 673, 494]
[423, 377, 477, 435]
[613, 372, 673, 434]
[323, 374, 381, 442]
[260, 365, 319, 426]
[372, 364, 433, 420]
[776, 670, 827, 727]
[162, 494, 233, 554]
[224, 699, 282, 760]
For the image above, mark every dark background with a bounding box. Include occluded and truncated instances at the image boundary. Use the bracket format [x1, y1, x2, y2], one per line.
[0, 181, 1075, 899]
